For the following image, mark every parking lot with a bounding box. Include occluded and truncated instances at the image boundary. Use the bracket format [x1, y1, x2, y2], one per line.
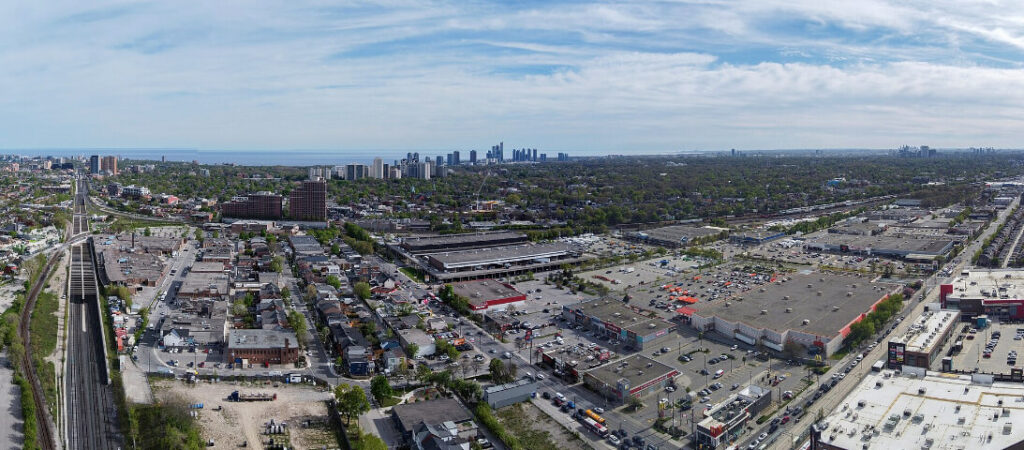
[951, 321, 1024, 373]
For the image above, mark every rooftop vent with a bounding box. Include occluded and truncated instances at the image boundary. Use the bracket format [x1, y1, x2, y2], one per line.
[761, 309, 768, 315]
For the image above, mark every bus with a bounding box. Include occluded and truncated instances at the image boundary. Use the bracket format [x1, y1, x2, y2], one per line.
[584, 409, 606, 424]
[581, 417, 608, 436]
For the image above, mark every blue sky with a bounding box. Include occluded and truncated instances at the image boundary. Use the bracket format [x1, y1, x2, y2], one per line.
[2, 0, 1024, 154]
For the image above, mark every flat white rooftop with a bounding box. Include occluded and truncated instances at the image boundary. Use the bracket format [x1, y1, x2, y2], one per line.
[818, 370, 1024, 450]
[892, 310, 959, 353]
[947, 269, 1024, 300]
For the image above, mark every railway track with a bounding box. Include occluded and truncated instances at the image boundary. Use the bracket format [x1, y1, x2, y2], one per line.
[67, 242, 118, 450]
[19, 253, 59, 450]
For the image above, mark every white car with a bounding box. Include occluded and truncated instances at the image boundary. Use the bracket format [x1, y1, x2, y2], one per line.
[535, 373, 545, 380]
[731, 344, 739, 350]
[594, 407, 604, 414]
[607, 435, 621, 445]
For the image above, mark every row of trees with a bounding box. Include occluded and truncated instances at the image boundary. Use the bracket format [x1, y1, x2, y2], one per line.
[847, 293, 905, 347]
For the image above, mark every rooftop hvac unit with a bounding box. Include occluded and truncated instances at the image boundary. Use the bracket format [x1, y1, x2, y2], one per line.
[786, 308, 793, 313]
[833, 306, 840, 312]
[761, 310, 768, 315]
[847, 292, 853, 297]
[802, 319, 810, 325]
[818, 291, 823, 296]
[808, 284, 814, 288]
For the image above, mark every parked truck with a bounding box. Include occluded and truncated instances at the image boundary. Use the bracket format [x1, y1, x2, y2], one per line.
[228, 391, 277, 402]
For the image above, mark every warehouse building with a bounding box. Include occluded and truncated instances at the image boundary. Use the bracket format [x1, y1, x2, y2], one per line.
[812, 370, 1024, 450]
[941, 269, 1024, 321]
[687, 273, 899, 357]
[583, 354, 679, 403]
[562, 299, 677, 350]
[450, 279, 526, 311]
[803, 233, 955, 261]
[400, 231, 529, 254]
[729, 230, 786, 246]
[626, 225, 725, 248]
[484, 377, 540, 409]
[886, 309, 959, 370]
[421, 242, 591, 282]
[427, 242, 574, 272]
[226, 329, 300, 365]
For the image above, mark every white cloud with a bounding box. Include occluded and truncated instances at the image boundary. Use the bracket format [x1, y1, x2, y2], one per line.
[0, 1, 1023, 152]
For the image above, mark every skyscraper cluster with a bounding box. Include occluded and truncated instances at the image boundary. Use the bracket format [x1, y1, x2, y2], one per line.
[302, 142, 563, 183]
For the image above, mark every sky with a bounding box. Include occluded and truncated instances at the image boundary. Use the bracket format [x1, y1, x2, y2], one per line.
[2, 1, 1024, 154]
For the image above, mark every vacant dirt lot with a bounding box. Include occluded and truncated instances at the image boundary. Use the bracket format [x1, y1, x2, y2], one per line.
[496, 402, 589, 450]
[152, 379, 336, 449]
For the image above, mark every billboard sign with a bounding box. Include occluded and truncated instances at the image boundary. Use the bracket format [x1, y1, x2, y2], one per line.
[887, 341, 905, 369]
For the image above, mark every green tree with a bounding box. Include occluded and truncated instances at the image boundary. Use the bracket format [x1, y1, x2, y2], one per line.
[354, 281, 371, 300]
[370, 375, 393, 403]
[326, 275, 342, 290]
[416, 362, 432, 382]
[406, 343, 419, 359]
[288, 310, 308, 348]
[334, 384, 370, 425]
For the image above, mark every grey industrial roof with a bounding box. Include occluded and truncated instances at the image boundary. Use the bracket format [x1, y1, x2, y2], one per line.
[806, 233, 954, 254]
[178, 271, 230, 297]
[694, 272, 898, 337]
[635, 225, 721, 242]
[191, 261, 227, 273]
[451, 280, 524, 306]
[227, 329, 298, 349]
[401, 231, 526, 250]
[585, 354, 677, 388]
[428, 242, 571, 267]
[568, 299, 653, 327]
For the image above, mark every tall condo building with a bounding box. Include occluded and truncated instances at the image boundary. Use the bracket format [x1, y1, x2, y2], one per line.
[371, 157, 384, 179]
[289, 180, 327, 221]
[220, 192, 283, 219]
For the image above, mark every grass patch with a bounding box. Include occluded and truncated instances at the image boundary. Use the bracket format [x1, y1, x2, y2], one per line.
[379, 396, 401, 408]
[29, 291, 59, 415]
[399, 267, 425, 283]
[131, 398, 205, 449]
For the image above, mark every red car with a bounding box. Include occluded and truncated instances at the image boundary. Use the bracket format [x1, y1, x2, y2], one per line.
[781, 416, 791, 425]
